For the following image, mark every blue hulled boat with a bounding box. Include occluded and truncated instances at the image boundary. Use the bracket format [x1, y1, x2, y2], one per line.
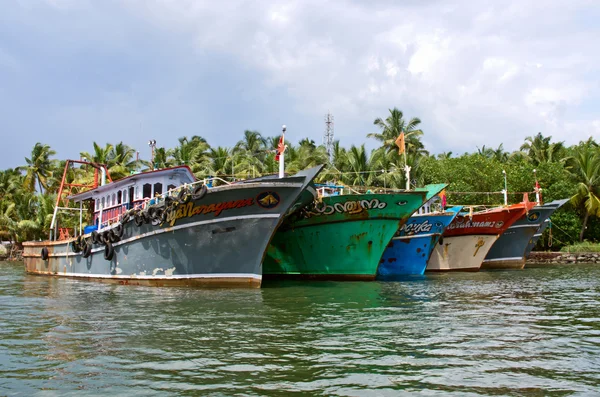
[377, 198, 462, 279]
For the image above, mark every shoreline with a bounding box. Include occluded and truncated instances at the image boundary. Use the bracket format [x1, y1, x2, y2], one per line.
[527, 251, 599, 265]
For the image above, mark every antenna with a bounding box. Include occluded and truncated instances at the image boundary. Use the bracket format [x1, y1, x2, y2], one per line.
[324, 112, 334, 162]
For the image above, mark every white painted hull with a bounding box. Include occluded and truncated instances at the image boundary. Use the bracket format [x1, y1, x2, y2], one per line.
[426, 234, 498, 272]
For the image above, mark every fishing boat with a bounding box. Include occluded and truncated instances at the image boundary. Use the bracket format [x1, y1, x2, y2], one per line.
[262, 184, 443, 280]
[482, 198, 569, 270]
[23, 160, 323, 288]
[426, 199, 535, 272]
[377, 196, 462, 279]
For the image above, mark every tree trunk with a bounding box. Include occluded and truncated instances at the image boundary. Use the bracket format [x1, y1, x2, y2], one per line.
[580, 210, 590, 242]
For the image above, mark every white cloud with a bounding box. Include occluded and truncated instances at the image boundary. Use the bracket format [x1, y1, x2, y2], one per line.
[3, 0, 600, 167]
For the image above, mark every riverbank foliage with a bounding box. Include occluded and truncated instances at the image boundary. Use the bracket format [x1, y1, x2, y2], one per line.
[1, 108, 599, 250]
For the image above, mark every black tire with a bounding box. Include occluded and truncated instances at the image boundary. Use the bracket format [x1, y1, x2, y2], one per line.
[164, 195, 173, 206]
[82, 240, 92, 258]
[114, 223, 124, 238]
[161, 208, 169, 224]
[41, 247, 49, 260]
[72, 240, 81, 253]
[142, 210, 151, 224]
[177, 187, 191, 204]
[121, 212, 130, 224]
[108, 229, 119, 243]
[102, 231, 110, 245]
[104, 241, 114, 261]
[91, 231, 99, 245]
[148, 206, 158, 219]
[134, 212, 144, 227]
[191, 184, 208, 200]
[151, 208, 164, 226]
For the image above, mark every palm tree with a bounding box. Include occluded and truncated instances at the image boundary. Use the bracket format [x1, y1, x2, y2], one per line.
[152, 147, 170, 170]
[80, 142, 113, 166]
[368, 108, 425, 156]
[344, 144, 371, 186]
[437, 151, 453, 160]
[207, 146, 232, 179]
[519, 132, 565, 165]
[233, 130, 267, 178]
[22, 143, 56, 194]
[569, 144, 600, 241]
[170, 136, 210, 176]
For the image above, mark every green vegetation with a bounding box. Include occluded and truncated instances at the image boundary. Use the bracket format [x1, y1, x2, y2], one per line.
[560, 241, 600, 253]
[1, 108, 599, 251]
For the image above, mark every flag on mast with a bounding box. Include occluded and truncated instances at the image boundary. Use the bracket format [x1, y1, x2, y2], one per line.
[275, 133, 285, 161]
[395, 132, 405, 155]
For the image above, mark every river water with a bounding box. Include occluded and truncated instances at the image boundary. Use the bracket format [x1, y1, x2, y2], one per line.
[1, 261, 599, 396]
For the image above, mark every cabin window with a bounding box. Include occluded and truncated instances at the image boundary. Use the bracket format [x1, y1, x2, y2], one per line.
[123, 190, 128, 203]
[134, 186, 139, 200]
[129, 186, 135, 202]
[153, 183, 163, 197]
[101, 197, 105, 208]
[117, 191, 122, 204]
[143, 183, 152, 199]
[111, 194, 116, 206]
[167, 184, 176, 192]
[95, 199, 99, 210]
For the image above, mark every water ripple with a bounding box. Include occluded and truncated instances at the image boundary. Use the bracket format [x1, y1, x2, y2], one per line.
[1, 261, 599, 395]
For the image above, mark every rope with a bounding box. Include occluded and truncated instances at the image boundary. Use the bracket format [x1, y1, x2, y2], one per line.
[550, 220, 578, 242]
[448, 191, 536, 195]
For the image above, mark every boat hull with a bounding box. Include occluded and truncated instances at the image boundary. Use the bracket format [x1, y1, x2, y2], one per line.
[523, 199, 570, 259]
[378, 210, 458, 278]
[427, 234, 498, 272]
[263, 192, 427, 280]
[483, 199, 570, 270]
[24, 168, 321, 288]
[426, 203, 530, 272]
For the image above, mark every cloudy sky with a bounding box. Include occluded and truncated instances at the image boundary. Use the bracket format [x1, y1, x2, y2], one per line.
[1, 0, 599, 169]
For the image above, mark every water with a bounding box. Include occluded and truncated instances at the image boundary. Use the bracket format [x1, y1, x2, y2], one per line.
[1, 262, 599, 396]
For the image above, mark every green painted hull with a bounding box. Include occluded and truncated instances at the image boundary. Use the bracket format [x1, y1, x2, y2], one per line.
[263, 191, 428, 280]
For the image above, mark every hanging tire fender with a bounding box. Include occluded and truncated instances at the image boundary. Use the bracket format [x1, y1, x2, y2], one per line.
[82, 240, 92, 258]
[108, 229, 119, 243]
[41, 247, 49, 260]
[91, 231, 99, 245]
[177, 187, 191, 204]
[104, 241, 115, 261]
[134, 212, 144, 227]
[114, 223, 124, 238]
[192, 184, 208, 200]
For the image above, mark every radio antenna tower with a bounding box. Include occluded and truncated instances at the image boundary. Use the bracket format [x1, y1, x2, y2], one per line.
[324, 112, 334, 162]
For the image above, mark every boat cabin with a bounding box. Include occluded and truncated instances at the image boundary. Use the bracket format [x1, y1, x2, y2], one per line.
[316, 183, 344, 197]
[69, 166, 196, 230]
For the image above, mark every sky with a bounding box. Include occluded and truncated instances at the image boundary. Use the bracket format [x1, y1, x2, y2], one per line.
[1, 0, 599, 169]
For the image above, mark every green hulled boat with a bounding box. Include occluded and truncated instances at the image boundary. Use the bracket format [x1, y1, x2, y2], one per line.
[263, 184, 446, 280]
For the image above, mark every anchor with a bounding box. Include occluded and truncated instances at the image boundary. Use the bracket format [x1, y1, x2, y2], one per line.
[473, 238, 485, 257]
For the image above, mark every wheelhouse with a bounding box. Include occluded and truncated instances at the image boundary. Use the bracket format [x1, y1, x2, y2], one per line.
[69, 166, 196, 231]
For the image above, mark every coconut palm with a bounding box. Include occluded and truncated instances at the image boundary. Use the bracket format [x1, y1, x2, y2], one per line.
[80, 142, 113, 167]
[169, 136, 211, 177]
[519, 133, 565, 165]
[22, 143, 56, 194]
[569, 144, 600, 241]
[232, 130, 268, 178]
[368, 108, 425, 156]
[152, 147, 170, 170]
[343, 144, 372, 186]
